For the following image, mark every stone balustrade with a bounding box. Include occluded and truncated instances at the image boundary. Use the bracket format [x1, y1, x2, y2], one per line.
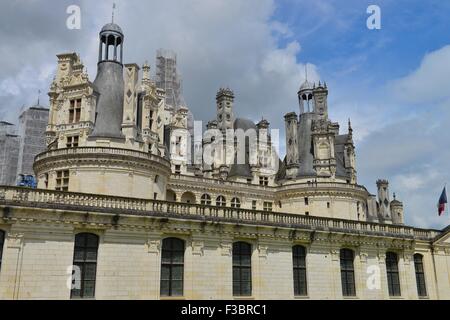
[0, 186, 440, 241]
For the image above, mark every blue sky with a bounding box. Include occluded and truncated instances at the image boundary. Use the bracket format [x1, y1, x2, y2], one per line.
[0, 0, 449, 229]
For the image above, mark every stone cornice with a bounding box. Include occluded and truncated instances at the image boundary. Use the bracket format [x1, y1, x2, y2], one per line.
[33, 147, 171, 176]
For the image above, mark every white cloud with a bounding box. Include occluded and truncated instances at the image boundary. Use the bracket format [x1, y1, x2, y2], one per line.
[391, 45, 450, 104]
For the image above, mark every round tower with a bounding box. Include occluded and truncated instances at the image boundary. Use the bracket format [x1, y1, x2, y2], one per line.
[34, 22, 171, 200]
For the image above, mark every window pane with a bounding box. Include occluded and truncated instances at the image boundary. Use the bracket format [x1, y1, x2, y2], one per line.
[85, 249, 98, 262]
[171, 280, 183, 296]
[241, 268, 251, 281]
[82, 280, 95, 298]
[172, 251, 184, 264]
[84, 263, 97, 281]
[160, 265, 170, 281]
[172, 266, 184, 281]
[241, 281, 252, 296]
[161, 251, 171, 264]
[160, 280, 170, 296]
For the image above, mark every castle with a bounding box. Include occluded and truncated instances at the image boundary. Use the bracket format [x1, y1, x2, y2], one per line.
[0, 21, 449, 300]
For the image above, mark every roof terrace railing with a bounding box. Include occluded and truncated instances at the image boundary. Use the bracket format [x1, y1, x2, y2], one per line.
[0, 186, 440, 241]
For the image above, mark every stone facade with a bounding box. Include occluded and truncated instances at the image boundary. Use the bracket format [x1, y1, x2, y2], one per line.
[0, 21, 449, 300]
[0, 188, 449, 300]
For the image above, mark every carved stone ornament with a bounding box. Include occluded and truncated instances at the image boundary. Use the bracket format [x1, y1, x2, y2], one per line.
[7, 233, 24, 249]
[147, 239, 160, 253]
[221, 242, 232, 256]
[192, 241, 204, 256]
[258, 244, 268, 258]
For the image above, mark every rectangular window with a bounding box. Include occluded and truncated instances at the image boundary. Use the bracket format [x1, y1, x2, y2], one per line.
[71, 233, 99, 299]
[304, 197, 309, 206]
[66, 136, 79, 148]
[293, 246, 307, 296]
[69, 99, 82, 124]
[175, 165, 181, 175]
[386, 252, 401, 297]
[263, 202, 272, 212]
[340, 249, 356, 296]
[414, 254, 427, 297]
[259, 176, 269, 186]
[56, 170, 70, 191]
[233, 242, 252, 297]
[161, 238, 185, 297]
[252, 200, 257, 210]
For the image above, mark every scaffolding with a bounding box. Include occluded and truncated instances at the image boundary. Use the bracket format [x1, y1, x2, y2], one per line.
[155, 49, 185, 110]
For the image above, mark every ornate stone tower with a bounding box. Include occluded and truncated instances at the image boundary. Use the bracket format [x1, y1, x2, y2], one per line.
[313, 82, 328, 118]
[216, 88, 235, 131]
[35, 22, 171, 200]
[344, 120, 357, 184]
[90, 23, 125, 140]
[390, 193, 404, 225]
[311, 119, 337, 179]
[377, 179, 392, 222]
[284, 112, 299, 178]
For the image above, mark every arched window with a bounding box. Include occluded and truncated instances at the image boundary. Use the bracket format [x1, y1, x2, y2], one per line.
[71, 233, 99, 299]
[232, 242, 252, 297]
[0, 230, 5, 272]
[160, 238, 185, 297]
[293, 245, 307, 296]
[386, 252, 401, 297]
[216, 196, 226, 207]
[231, 198, 241, 208]
[201, 194, 212, 206]
[340, 249, 356, 296]
[414, 254, 427, 297]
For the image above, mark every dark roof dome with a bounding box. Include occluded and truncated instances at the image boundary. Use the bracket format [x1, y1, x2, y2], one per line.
[101, 23, 123, 35]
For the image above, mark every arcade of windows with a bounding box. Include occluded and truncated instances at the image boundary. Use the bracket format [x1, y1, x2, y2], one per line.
[0, 229, 429, 299]
[199, 194, 271, 211]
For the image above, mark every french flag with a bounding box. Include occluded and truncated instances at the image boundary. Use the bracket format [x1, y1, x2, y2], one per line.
[438, 187, 448, 216]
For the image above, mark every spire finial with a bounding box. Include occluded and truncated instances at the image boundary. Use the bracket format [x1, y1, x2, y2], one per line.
[305, 64, 308, 82]
[348, 118, 354, 140]
[37, 89, 41, 106]
[112, 3, 116, 23]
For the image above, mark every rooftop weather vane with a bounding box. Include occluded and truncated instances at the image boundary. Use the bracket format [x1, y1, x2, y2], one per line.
[112, 3, 116, 23]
